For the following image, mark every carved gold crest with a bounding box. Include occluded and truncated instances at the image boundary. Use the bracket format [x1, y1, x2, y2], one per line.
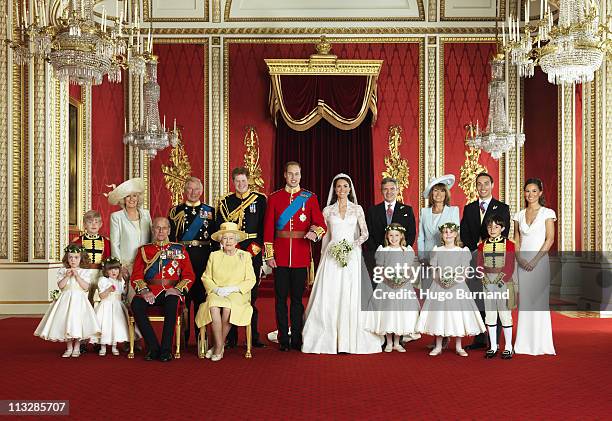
[382, 125, 410, 203]
[459, 123, 488, 204]
[162, 132, 193, 206]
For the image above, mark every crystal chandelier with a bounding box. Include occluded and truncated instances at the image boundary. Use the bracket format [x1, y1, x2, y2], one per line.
[505, 0, 612, 85]
[467, 54, 526, 160]
[123, 56, 179, 159]
[6, 0, 150, 85]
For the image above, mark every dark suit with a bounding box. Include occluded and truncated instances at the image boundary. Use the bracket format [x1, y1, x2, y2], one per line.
[460, 197, 510, 347]
[366, 201, 416, 251]
[460, 198, 510, 252]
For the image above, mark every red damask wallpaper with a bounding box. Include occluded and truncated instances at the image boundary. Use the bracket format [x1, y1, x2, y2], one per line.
[148, 43, 207, 218]
[91, 77, 125, 236]
[443, 42, 500, 212]
[227, 41, 421, 209]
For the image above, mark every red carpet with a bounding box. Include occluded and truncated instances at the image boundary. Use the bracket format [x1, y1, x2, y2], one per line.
[1, 298, 611, 420]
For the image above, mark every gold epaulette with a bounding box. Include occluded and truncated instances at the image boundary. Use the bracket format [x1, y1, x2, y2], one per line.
[175, 279, 190, 293]
[312, 225, 326, 239]
[264, 242, 274, 260]
[133, 279, 148, 292]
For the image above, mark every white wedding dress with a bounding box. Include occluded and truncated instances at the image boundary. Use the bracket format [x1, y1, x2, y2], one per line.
[513, 207, 556, 356]
[302, 201, 383, 354]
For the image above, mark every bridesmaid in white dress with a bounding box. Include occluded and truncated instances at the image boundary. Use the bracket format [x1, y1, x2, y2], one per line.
[513, 178, 556, 356]
[302, 174, 383, 354]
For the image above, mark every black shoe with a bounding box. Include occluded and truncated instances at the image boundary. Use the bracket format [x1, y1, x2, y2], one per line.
[144, 350, 159, 361]
[291, 343, 302, 351]
[79, 344, 88, 354]
[465, 342, 486, 350]
[252, 340, 267, 348]
[279, 344, 290, 352]
[159, 352, 173, 362]
[501, 350, 514, 360]
[485, 348, 499, 359]
[93, 344, 101, 352]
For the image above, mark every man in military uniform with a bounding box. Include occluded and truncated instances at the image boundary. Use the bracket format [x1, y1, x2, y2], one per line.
[131, 217, 195, 362]
[217, 167, 267, 348]
[264, 161, 326, 351]
[168, 176, 216, 346]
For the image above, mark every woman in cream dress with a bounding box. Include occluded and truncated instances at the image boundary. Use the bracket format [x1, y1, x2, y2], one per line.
[513, 178, 556, 356]
[196, 222, 256, 361]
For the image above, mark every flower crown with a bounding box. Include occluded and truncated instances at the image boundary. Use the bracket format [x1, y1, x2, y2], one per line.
[102, 256, 122, 267]
[438, 222, 459, 232]
[385, 225, 406, 233]
[64, 244, 86, 254]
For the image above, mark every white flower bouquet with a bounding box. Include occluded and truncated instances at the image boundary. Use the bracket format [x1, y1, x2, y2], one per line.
[49, 289, 60, 301]
[328, 239, 353, 267]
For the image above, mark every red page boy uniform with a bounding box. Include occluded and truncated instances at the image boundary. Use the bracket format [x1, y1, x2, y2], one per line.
[477, 234, 515, 359]
[130, 241, 194, 361]
[264, 186, 326, 350]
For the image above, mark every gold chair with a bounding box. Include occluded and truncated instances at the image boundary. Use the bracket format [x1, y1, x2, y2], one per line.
[198, 324, 252, 359]
[128, 305, 186, 359]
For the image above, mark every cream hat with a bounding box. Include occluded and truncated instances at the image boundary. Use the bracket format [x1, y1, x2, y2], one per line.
[211, 222, 247, 243]
[422, 174, 455, 199]
[107, 178, 145, 206]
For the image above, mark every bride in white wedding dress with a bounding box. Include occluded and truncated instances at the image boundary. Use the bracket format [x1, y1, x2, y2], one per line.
[301, 174, 383, 354]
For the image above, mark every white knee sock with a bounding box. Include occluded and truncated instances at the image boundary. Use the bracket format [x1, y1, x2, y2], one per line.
[487, 325, 498, 350]
[393, 335, 400, 347]
[503, 326, 513, 351]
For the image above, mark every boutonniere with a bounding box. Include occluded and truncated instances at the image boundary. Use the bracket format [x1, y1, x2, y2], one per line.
[492, 205, 498, 210]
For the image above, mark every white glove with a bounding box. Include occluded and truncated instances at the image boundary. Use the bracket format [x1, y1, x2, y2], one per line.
[226, 286, 240, 294]
[215, 287, 229, 297]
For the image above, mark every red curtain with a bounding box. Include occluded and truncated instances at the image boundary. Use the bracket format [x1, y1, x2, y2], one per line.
[279, 75, 369, 120]
[274, 112, 374, 211]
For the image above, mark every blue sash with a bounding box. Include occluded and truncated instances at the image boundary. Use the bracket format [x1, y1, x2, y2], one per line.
[181, 205, 212, 241]
[145, 255, 164, 280]
[276, 191, 312, 230]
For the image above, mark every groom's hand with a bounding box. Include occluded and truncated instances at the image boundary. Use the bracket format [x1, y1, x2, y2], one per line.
[304, 231, 317, 241]
[267, 258, 278, 269]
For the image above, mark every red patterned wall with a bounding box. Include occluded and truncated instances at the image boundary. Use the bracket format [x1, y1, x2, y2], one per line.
[91, 77, 125, 236]
[443, 42, 500, 212]
[524, 68, 558, 248]
[69, 85, 81, 101]
[148, 43, 207, 218]
[227, 41, 421, 209]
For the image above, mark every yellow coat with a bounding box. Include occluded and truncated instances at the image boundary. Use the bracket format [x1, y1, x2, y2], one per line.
[195, 250, 256, 327]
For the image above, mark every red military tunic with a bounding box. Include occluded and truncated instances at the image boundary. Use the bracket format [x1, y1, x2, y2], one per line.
[263, 186, 326, 268]
[130, 241, 195, 299]
[477, 236, 516, 284]
[71, 233, 111, 269]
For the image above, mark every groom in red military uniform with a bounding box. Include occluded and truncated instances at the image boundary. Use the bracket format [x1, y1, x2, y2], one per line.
[264, 161, 326, 351]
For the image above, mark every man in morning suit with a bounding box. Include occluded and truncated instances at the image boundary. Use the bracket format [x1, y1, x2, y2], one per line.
[263, 161, 327, 352]
[168, 176, 216, 346]
[131, 217, 195, 362]
[460, 172, 510, 350]
[217, 167, 267, 348]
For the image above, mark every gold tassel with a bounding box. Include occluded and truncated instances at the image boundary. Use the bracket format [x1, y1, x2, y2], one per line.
[308, 258, 315, 286]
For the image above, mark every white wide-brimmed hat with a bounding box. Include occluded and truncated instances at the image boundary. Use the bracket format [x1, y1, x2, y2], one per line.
[107, 178, 145, 206]
[211, 222, 247, 243]
[423, 174, 455, 198]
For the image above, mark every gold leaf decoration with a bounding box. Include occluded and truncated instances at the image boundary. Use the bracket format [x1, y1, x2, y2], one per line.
[459, 123, 488, 204]
[243, 126, 265, 192]
[382, 125, 409, 203]
[162, 133, 192, 206]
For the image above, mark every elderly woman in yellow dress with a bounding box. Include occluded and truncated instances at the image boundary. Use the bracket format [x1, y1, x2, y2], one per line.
[195, 222, 256, 362]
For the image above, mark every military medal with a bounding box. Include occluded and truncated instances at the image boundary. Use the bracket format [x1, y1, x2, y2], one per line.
[203, 231, 209, 239]
[299, 213, 307, 222]
[191, 207, 197, 215]
[203, 220, 209, 228]
[250, 203, 256, 213]
[160, 251, 168, 260]
[199, 209, 206, 219]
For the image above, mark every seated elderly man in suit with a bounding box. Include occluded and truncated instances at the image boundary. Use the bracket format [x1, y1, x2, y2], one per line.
[130, 217, 195, 362]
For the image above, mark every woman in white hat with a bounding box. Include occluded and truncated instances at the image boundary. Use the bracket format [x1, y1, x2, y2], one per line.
[195, 222, 256, 361]
[108, 178, 152, 283]
[417, 174, 460, 287]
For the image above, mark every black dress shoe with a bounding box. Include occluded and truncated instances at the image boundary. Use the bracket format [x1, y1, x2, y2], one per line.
[501, 350, 514, 360]
[291, 343, 302, 351]
[465, 342, 486, 350]
[279, 344, 290, 352]
[144, 350, 159, 361]
[485, 348, 499, 359]
[79, 344, 88, 354]
[252, 340, 267, 348]
[159, 352, 173, 362]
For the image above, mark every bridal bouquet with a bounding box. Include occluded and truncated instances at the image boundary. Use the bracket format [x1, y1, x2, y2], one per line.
[438, 273, 456, 289]
[329, 239, 353, 267]
[49, 289, 60, 302]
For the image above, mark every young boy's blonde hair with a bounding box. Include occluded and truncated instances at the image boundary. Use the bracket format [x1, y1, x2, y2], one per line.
[83, 210, 102, 224]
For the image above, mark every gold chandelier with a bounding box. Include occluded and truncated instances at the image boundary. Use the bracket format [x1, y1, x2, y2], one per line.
[505, 0, 612, 85]
[6, 0, 151, 85]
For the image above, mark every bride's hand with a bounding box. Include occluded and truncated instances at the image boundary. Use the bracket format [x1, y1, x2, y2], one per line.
[304, 231, 318, 242]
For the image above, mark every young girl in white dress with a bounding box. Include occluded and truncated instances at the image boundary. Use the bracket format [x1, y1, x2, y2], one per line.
[365, 223, 420, 352]
[415, 223, 485, 356]
[91, 257, 131, 356]
[34, 244, 100, 357]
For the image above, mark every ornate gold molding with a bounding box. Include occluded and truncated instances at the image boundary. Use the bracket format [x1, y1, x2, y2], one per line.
[428, 0, 438, 21]
[243, 127, 265, 192]
[0, 3, 8, 260]
[459, 124, 488, 204]
[425, 41, 438, 200]
[223, 0, 425, 22]
[558, 84, 576, 251]
[81, 87, 92, 221]
[583, 80, 596, 251]
[33, 57, 46, 260]
[162, 136, 192, 207]
[150, 27, 499, 35]
[142, 0, 210, 22]
[213, 44, 222, 202]
[382, 126, 410, 203]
